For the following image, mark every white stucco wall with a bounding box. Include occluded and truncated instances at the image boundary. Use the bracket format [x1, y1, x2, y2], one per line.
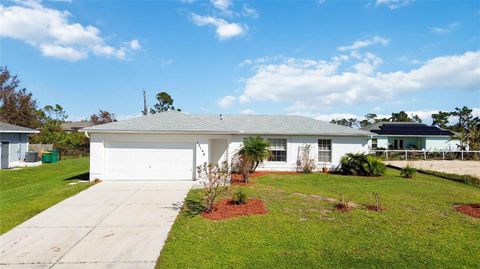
[89, 132, 370, 180]
[229, 134, 369, 171]
[88, 132, 231, 180]
[425, 137, 461, 150]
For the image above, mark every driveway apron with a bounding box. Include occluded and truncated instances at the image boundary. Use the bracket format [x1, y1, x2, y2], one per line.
[0, 181, 193, 269]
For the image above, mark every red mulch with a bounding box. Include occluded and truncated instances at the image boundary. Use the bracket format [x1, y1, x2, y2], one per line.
[366, 205, 387, 212]
[230, 171, 299, 185]
[334, 203, 352, 212]
[230, 174, 254, 186]
[202, 198, 268, 220]
[455, 203, 480, 218]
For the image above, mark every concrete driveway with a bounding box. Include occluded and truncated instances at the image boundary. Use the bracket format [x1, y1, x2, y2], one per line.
[0, 181, 193, 269]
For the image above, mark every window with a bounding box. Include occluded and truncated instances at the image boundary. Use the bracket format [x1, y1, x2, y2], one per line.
[267, 139, 287, 162]
[371, 138, 378, 149]
[318, 139, 332, 162]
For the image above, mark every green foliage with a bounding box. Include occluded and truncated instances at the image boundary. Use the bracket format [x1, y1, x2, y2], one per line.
[184, 197, 205, 217]
[149, 91, 181, 114]
[232, 188, 248, 205]
[340, 153, 385, 176]
[233, 136, 271, 182]
[400, 165, 417, 179]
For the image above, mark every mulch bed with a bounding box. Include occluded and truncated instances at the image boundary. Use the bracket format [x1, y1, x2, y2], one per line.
[202, 198, 268, 220]
[334, 202, 355, 212]
[366, 205, 387, 212]
[455, 203, 480, 218]
[230, 171, 300, 186]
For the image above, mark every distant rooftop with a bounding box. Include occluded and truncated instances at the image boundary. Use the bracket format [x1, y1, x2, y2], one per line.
[0, 121, 39, 133]
[361, 122, 454, 136]
[83, 111, 372, 136]
[61, 121, 94, 131]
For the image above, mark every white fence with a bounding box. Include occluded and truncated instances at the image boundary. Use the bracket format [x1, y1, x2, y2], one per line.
[369, 149, 480, 161]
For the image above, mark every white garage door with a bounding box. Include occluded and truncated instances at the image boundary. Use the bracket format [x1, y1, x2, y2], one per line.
[104, 142, 195, 181]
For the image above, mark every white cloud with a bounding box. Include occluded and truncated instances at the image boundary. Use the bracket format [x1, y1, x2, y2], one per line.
[374, 0, 412, 10]
[218, 95, 236, 108]
[237, 51, 480, 110]
[210, 0, 232, 13]
[242, 5, 258, 19]
[338, 36, 390, 51]
[0, 1, 139, 61]
[191, 13, 246, 40]
[240, 109, 256, 115]
[430, 23, 460, 34]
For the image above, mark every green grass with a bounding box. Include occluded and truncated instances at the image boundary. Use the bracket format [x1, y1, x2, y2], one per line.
[0, 158, 92, 234]
[158, 169, 480, 268]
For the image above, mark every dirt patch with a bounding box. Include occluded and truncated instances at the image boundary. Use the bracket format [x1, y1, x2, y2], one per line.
[202, 198, 268, 220]
[334, 201, 356, 212]
[455, 203, 480, 218]
[386, 160, 480, 178]
[366, 205, 387, 212]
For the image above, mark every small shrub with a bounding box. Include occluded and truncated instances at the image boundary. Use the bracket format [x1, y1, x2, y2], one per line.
[184, 197, 205, 216]
[364, 155, 386, 176]
[340, 153, 385, 176]
[197, 162, 229, 213]
[367, 192, 385, 212]
[232, 189, 248, 205]
[400, 165, 417, 179]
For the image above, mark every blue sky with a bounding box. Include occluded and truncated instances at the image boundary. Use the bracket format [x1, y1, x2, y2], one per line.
[1, 0, 479, 123]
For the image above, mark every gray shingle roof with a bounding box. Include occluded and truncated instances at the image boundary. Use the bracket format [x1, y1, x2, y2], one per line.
[0, 122, 39, 133]
[82, 111, 236, 133]
[83, 111, 372, 136]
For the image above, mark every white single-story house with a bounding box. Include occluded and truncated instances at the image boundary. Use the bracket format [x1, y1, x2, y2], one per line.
[0, 122, 39, 169]
[361, 122, 461, 150]
[82, 111, 373, 181]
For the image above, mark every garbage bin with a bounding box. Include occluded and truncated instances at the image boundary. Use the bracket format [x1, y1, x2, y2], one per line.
[51, 150, 60, 163]
[42, 152, 52, 163]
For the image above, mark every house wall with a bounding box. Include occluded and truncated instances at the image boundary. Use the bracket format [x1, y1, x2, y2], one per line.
[0, 133, 29, 167]
[425, 137, 461, 150]
[88, 132, 231, 180]
[229, 134, 369, 171]
[89, 132, 370, 179]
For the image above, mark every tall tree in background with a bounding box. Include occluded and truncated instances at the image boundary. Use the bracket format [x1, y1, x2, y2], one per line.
[390, 111, 422, 123]
[90, 110, 117, 125]
[431, 111, 451, 129]
[0, 66, 39, 128]
[149, 91, 181, 114]
[330, 118, 359, 128]
[450, 106, 473, 132]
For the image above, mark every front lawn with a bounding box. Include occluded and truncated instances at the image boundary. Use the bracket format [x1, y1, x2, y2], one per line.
[158, 169, 480, 268]
[0, 157, 92, 234]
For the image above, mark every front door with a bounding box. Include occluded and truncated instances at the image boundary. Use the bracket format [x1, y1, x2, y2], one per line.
[393, 139, 404, 150]
[1, 142, 9, 169]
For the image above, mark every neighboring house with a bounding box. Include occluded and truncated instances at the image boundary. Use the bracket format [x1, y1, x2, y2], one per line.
[0, 122, 39, 169]
[82, 111, 372, 181]
[61, 121, 94, 132]
[362, 122, 460, 151]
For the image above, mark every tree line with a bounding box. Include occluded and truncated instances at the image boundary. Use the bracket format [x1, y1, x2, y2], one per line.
[0, 66, 117, 155]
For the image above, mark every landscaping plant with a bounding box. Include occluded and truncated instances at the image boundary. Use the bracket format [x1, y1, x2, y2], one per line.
[400, 165, 417, 179]
[232, 188, 248, 205]
[233, 136, 271, 182]
[196, 162, 229, 213]
[340, 153, 385, 176]
[300, 144, 317, 173]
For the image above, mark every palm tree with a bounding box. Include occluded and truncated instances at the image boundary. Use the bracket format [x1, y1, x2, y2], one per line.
[234, 136, 271, 183]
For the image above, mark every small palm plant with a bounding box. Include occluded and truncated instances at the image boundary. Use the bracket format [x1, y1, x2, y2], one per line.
[400, 165, 416, 179]
[233, 136, 271, 183]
